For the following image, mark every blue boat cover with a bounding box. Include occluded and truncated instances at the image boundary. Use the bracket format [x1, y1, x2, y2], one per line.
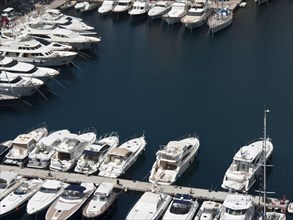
[65, 184, 86, 192]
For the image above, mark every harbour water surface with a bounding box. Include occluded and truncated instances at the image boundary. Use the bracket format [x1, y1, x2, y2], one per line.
[0, 0, 292, 219]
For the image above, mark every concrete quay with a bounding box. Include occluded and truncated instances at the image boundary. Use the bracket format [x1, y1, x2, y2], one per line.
[0, 165, 289, 212]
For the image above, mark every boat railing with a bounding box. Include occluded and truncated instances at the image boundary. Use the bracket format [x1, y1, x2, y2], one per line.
[245, 137, 272, 146]
[96, 131, 119, 141]
[25, 122, 47, 133]
[176, 132, 200, 141]
[120, 131, 145, 144]
[78, 127, 97, 135]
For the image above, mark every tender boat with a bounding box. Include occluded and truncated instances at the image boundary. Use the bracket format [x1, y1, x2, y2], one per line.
[0, 179, 43, 217]
[112, 0, 133, 13]
[221, 138, 274, 193]
[220, 194, 255, 220]
[74, 131, 119, 175]
[45, 183, 96, 220]
[82, 182, 117, 219]
[26, 180, 69, 215]
[181, 0, 212, 29]
[0, 171, 22, 200]
[148, 1, 172, 20]
[99, 133, 146, 178]
[0, 56, 59, 83]
[162, 194, 199, 220]
[80, 2, 100, 14]
[194, 200, 223, 220]
[207, 7, 233, 34]
[288, 202, 293, 214]
[49, 129, 96, 172]
[162, 1, 190, 25]
[128, 1, 151, 19]
[98, 0, 117, 14]
[149, 133, 200, 185]
[0, 72, 44, 97]
[75, 1, 90, 10]
[60, 0, 77, 12]
[3, 124, 48, 166]
[27, 129, 71, 169]
[126, 191, 172, 220]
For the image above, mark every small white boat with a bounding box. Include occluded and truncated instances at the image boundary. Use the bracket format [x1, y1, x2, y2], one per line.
[259, 212, 286, 220]
[99, 133, 146, 178]
[162, 1, 190, 25]
[162, 194, 199, 220]
[220, 194, 255, 220]
[112, 0, 133, 13]
[207, 7, 233, 34]
[80, 2, 100, 14]
[45, 183, 96, 220]
[82, 182, 117, 219]
[128, 1, 151, 19]
[149, 133, 200, 185]
[98, 0, 117, 14]
[288, 202, 293, 214]
[75, 1, 89, 10]
[148, 1, 172, 20]
[0, 179, 43, 217]
[74, 131, 119, 175]
[3, 124, 48, 166]
[126, 191, 172, 220]
[26, 180, 69, 215]
[0, 171, 22, 200]
[194, 200, 223, 220]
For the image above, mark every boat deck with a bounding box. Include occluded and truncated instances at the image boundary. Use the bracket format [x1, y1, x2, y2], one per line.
[0, 165, 288, 211]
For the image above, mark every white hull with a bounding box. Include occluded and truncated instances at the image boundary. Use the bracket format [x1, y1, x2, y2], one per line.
[209, 18, 232, 34]
[0, 83, 41, 97]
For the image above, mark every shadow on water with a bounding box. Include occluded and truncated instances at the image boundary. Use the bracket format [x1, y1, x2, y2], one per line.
[175, 157, 201, 187]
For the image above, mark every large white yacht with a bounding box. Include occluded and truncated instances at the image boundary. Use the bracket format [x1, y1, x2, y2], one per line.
[21, 21, 101, 51]
[126, 191, 172, 220]
[207, 7, 233, 34]
[112, 0, 133, 13]
[82, 182, 117, 219]
[49, 130, 96, 172]
[0, 171, 22, 200]
[0, 72, 44, 97]
[148, 1, 172, 20]
[74, 131, 119, 175]
[162, 194, 199, 220]
[181, 0, 212, 29]
[0, 33, 77, 67]
[98, 0, 117, 14]
[27, 129, 71, 169]
[46, 183, 96, 220]
[0, 179, 43, 217]
[3, 125, 48, 166]
[128, 1, 151, 18]
[149, 133, 200, 185]
[99, 133, 146, 178]
[0, 56, 59, 83]
[194, 200, 223, 220]
[162, 1, 190, 25]
[221, 138, 274, 192]
[26, 180, 69, 215]
[220, 194, 255, 220]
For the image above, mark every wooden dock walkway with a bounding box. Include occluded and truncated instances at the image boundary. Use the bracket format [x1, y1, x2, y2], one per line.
[0, 165, 289, 211]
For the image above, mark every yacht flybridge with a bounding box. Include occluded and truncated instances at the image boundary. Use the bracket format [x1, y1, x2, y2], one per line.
[149, 133, 200, 185]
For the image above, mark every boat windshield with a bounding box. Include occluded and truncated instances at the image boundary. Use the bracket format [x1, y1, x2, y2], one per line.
[40, 187, 60, 193]
[0, 180, 7, 189]
[14, 187, 28, 195]
[170, 200, 191, 215]
[93, 193, 107, 201]
[225, 207, 247, 215]
[61, 190, 83, 200]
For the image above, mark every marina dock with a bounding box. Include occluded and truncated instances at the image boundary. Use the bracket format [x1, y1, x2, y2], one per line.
[0, 165, 289, 211]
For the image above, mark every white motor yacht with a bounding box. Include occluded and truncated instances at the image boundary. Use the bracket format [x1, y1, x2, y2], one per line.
[0, 32, 77, 67]
[0, 179, 43, 217]
[221, 138, 274, 193]
[75, 1, 90, 10]
[149, 133, 200, 185]
[98, 0, 117, 14]
[148, 1, 172, 20]
[27, 129, 71, 169]
[3, 124, 48, 166]
[207, 7, 233, 34]
[162, 1, 190, 25]
[0, 72, 44, 97]
[49, 130, 96, 172]
[128, 1, 151, 18]
[0, 171, 22, 200]
[220, 194, 255, 220]
[126, 191, 172, 220]
[82, 182, 117, 219]
[181, 0, 212, 29]
[99, 133, 146, 178]
[46, 183, 96, 220]
[0, 56, 59, 83]
[194, 200, 223, 220]
[112, 0, 133, 13]
[162, 194, 199, 220]
[74, 131, 119, 175]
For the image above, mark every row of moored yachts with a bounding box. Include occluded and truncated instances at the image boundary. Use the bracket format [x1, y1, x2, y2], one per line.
[0, 8, 100, 99]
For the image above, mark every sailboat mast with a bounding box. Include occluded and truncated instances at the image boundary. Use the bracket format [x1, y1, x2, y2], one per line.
[263, 109, 269, 220]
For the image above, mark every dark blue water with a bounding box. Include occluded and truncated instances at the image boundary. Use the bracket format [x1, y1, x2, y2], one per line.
[0, 0, 292, 219]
